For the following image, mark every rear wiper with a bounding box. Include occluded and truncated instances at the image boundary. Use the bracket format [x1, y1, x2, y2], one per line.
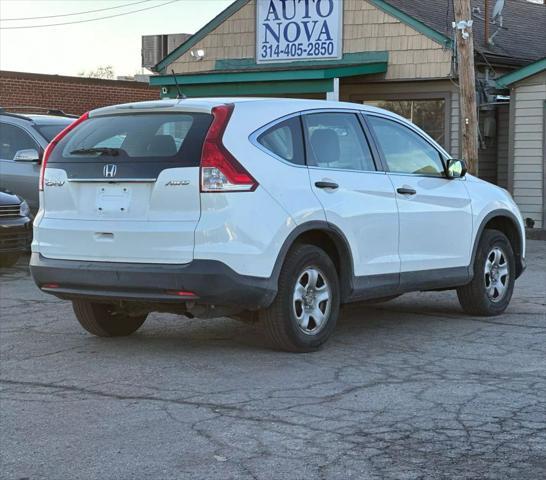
[70, 147, 120, 156]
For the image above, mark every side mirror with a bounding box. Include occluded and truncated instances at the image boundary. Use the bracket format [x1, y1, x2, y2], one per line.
[14, 149, 41, 163]
[446, 159, 467, 179]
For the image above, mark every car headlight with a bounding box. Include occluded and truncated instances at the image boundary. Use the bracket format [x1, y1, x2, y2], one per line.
[19, 200, 30, 217]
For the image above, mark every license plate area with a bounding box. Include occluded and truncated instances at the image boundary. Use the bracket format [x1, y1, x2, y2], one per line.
[96, 185, 131, 215]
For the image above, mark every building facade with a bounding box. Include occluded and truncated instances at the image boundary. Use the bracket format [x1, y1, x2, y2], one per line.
[150, 0, 546, 230]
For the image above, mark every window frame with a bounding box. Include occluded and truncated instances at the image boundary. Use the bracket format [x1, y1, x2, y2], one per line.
[301, 109, 380, 173]
[52, 112, 212, 166]
[0, 121, 41, 161]
[363, 113, 450, 179]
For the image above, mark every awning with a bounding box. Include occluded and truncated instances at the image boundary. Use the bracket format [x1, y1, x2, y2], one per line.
[149, 51, 388, 98]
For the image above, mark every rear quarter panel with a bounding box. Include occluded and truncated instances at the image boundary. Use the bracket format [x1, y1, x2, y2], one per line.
[194, 188, 297, 277]
[194, 102, 328, 278]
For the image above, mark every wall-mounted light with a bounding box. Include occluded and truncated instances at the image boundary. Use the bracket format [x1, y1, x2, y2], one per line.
[190, 49, 205, 61]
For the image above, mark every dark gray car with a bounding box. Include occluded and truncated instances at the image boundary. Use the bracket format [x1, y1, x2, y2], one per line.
[0, 109, 74, 211]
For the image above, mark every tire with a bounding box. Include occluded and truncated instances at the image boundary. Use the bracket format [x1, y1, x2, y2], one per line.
[457, 229, 515, 316]
[260, 244, 340, 352]
[72, 300, 147, 337]
[0, 254, 20, 268]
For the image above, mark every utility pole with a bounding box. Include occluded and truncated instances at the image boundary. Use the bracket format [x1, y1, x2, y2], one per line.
[454, 0, 479, 175]
[484, 0, 489, 46]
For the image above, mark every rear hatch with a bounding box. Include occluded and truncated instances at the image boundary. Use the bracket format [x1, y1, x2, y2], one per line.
[37, 108, 212, 263]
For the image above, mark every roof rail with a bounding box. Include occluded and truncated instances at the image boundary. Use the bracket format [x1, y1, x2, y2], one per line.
[0, 106, 78, 118]
[0, 108, 33, 122]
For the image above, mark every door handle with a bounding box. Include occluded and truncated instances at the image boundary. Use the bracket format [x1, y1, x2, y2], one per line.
[396, 187, 416, 195]
[315, 181, 339, 190]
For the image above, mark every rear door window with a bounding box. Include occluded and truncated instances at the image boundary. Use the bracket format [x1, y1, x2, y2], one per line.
[257, 116, 305, 165]
[303, 112, 376, 171]
[34, 122, 73, 142]
[51, 113, 212, 167]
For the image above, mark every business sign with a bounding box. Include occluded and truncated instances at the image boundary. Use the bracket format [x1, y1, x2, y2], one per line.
[256, 0, 343, 64]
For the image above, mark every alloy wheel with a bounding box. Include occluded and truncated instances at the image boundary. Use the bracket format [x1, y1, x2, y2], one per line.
[484, 246, 510, 303]
[292, 267, 331, 335]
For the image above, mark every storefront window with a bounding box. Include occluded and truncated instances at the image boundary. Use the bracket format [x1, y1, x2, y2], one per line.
[365, 99, 446, 147]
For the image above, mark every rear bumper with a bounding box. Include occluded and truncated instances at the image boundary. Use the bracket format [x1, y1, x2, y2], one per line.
[30, 253, 276, 309]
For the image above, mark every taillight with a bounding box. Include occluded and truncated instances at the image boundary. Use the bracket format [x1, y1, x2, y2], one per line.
[200, 104, 258, 192]
[39, 111, 89, 191]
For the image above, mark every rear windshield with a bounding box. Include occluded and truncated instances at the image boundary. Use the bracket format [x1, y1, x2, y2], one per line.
[50, 113, 212, 166]
[35, 122, 73, 142]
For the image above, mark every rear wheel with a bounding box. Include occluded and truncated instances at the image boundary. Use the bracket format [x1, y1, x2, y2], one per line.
[260, 244, 340, 352]
[457, 229, 515, 316]
[0, 254, 20, 268]
[72, 300, 147, 337]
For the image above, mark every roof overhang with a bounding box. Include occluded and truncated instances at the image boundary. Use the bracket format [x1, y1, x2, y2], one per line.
[496, 57, 546, 88]
[150, 52, 388, 98]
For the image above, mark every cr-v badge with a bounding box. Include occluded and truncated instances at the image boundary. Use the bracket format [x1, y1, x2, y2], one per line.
[103, 164, 117, 178]
[165, 180, 190, 186]
[44, 179, 65, 187]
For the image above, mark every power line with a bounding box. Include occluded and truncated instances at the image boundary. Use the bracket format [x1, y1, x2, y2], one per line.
[0, 0, 180, 29]
[1, 0, 152, 22]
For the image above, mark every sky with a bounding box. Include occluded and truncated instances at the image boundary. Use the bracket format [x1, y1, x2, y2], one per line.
[0, 0, 232, 77]
[1, 0, 544, 77]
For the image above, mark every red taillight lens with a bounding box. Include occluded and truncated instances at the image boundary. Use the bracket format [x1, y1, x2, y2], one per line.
[200, 104, 258, 192]
[165, 290, 198, 298]
[39, 112, 89, 191]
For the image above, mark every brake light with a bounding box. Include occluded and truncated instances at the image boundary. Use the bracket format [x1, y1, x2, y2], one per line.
[200, 104, 258, 192]
[39, 111, 89, 191]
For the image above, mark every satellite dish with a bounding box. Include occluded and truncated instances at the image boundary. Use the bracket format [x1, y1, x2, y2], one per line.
[491, 0, 505, 26]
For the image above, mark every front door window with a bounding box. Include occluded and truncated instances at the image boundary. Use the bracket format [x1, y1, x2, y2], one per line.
[365, 99, 446, 146]
[367, 115, 445, 176]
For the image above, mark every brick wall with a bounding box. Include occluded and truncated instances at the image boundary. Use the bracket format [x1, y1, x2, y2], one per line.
[0, 70, 159, 115]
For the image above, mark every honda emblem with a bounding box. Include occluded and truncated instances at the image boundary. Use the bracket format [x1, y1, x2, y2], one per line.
[103, 164, 117, 178]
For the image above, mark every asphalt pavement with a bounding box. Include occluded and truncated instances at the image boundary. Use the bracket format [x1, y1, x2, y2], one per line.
[1, 241, 545, 479]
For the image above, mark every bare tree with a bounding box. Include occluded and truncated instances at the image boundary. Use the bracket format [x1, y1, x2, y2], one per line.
[78, 65, 115, 79]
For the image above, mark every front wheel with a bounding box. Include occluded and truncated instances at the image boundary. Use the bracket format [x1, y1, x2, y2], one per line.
[260, 244, 340, 352]
[72, 300, 147, 337]
[457, 229, 515, 316]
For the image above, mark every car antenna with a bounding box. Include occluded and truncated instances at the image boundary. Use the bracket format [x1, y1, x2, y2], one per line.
[171, 70, 186, 100]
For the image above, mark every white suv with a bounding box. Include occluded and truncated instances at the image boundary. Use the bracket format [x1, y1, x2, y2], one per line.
[30, 98, 526, 352]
